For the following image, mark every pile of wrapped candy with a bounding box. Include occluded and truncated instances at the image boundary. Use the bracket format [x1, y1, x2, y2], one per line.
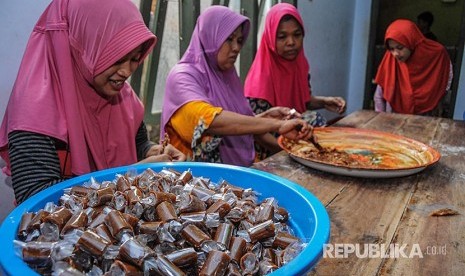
[13, 168, 305, 275]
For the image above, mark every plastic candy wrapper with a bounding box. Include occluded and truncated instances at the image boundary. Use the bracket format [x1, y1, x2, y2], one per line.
[13, 167, 304, 275]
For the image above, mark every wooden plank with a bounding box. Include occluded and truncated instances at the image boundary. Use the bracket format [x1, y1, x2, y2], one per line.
[252, 111, 463, 275]
[282, 165, 355, 206]
[130, 0, 153, 96]
[239, 0, 258, 83]
[307, 111, 442, 275]
[143, 0, 167, 124]
[253, 111, 464, 275]
[378, 119, 465, 275]
[309, 177, 417, 275]
[179, 0, 200, 57]
[253, 151, 350, 205]
[333, 109, 379, 128]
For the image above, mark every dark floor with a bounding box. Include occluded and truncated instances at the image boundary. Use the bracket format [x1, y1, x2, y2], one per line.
[0, 158, 16, 224]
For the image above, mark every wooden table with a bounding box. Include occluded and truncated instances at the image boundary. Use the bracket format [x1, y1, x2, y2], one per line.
[253, 110, 465, 276]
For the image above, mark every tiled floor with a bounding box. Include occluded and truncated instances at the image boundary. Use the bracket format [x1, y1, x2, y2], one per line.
[0, 158, 16, 224]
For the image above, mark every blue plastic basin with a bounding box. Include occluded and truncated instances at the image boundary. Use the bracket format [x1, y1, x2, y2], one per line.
[0, 162, 330, 275]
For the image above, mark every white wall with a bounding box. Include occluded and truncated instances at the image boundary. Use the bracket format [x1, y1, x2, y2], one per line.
[299, 0, 363, 116]
[0, 0, 51, 120]
[453, 53, 465, 120]
[347, 0, 372, 113]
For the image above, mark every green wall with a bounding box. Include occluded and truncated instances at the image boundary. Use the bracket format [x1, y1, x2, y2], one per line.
[377, 0, 463, 46]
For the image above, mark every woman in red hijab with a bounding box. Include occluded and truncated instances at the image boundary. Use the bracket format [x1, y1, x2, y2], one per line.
[374, 19, 452, 115]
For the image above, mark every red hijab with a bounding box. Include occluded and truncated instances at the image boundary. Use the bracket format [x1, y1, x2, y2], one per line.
[0, 0, 156, 175]
[244, 3, 310, 113]
[375, 19, 450, 114]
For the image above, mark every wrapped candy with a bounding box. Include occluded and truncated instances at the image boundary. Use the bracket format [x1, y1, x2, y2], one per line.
[199, 250, 231, 276]
[14, 168, 303, 276]
[17, 212, 35, 241]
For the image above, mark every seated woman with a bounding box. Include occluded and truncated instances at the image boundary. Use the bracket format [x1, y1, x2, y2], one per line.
[374, 19, 452, 115]
[244, 3, 346, 127]
[160, 5, 313, 167]
[0, 0, 185, 204]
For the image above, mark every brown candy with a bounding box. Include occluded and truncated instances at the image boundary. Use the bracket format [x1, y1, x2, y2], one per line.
[118, 238, 155, 268]
[93, 223, 116, 244]
[206, 199, 231, 218]
[181, 224, 211, 248]
[191, 186, 215, 202]
[63, 194, 89, 210]
[27, 210, 50, 232]
[116, 175, 132, 192]
[192, 177, 210, 190]
[261, 248, 276, 262]
[88, 186, 114, 207]
[214, 222, 234, 249]
[227, 262, 242, 276]
[113, 191, 128, 211]
[138, 221, 163, 235]
[122, 212, 139, 232]
[218, 181, 244, 198]
[18, 212, 35, 241]
[272, 231, 300, 249]
[70, 186, 91, 197]
[199, 250, 231, 276]
[274, 250, 284, 268]
[247, 219, 275, 243]
[126, 187, 143, 206]
[156, 201, 178, 222]
[177, 170, 192, 184]
[149, 191, 176, 206]
[104, 210, 133, 240]
[240, 252, 259, 275]
[259, 259, 279, 275]
[255, 205, 274, 224]
[43, 206, 73, 231]
[61, 210, 88, 235]
[109, 259, 141, 275]
[228, 236, 246, 263]
[16, 168, 300, 276]
[88, 210, 106, 229]
[154, 255, 186, 276]
[165, 248, 198, 268]
[276, 206, 289, 222]
[22, 241, 54, 266]
[77, 230, 110, 256]
[179, 194, 206, 214]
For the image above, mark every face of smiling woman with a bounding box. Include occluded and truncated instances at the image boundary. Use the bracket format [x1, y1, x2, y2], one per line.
[217, 26, 244, 71]
[92, 45, 143, 98]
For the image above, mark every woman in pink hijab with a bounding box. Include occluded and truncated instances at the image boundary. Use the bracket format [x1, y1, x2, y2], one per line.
[245, 3, 346, 124]
[244, 3, 346, 159]
[0, 0, 185, 203]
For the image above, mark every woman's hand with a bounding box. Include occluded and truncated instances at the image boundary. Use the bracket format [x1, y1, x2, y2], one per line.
[162, 144, 186, 161]
[277, 118, 313, 140]
[139, 144, 186, 163]
[256, 107, 302, 120]
[323, 97, 346, 114]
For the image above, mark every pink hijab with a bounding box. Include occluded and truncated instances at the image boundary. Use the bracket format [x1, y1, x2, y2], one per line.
[244, 3, 310, 113]
[0, 0, 156, 175]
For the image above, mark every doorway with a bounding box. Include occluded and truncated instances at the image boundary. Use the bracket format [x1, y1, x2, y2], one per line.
[364, 0, 465, 118]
